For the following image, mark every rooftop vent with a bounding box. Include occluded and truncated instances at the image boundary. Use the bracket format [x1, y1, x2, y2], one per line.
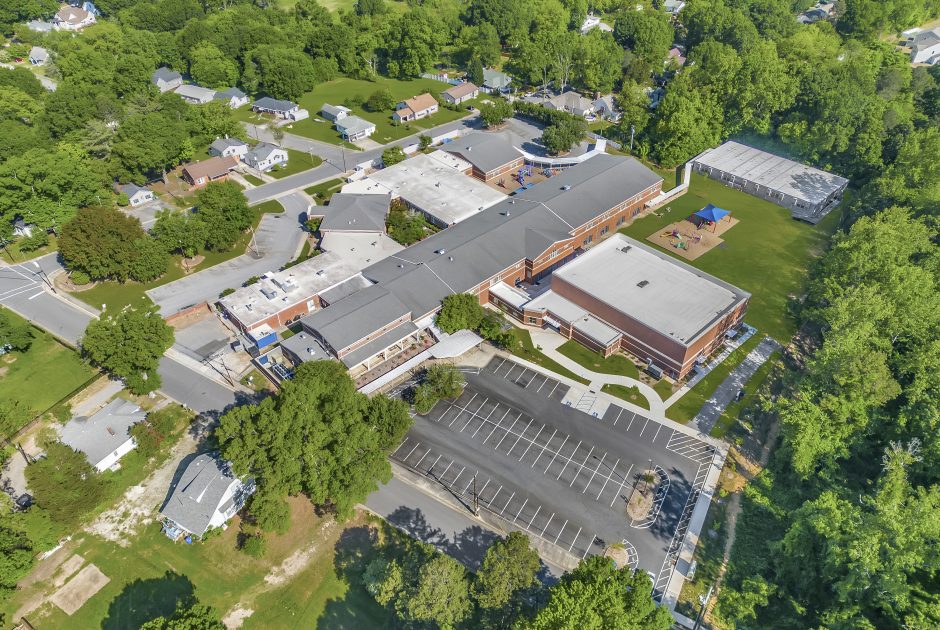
[435, 249, 446, 255]
[448, 256, 454, 262]
[260, 287, 277, 300]
[562, 185, 571, 190]
[637, 280, 649, 288]
[621, 246, 632, 253]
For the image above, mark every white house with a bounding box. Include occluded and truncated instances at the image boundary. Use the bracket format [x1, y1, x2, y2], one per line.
[209, 137, 249, 160]
[213, 87, 249, 108]
[152, 67, 183, 93]
[160, 453, 255, 540]
[441, 82, 479, 105]
[12, 219, 34, 238]
[663, 0, 685, 14]
[116, 183, 155, 207]
[543, 91, 595, 117]
[320, 103, 351, 122]
[580, 13, 613, 34]
[910, 28, 940, 65]
[253, 97, 309, 121]
[336, 115, 376, 142]
[592, 94, 621, 121]
[393, 93, 438, 122]
[176, 84, 217, 105]
[59, 399, 145, 472]
[244, 142, 288, 172]
[28, 46, 49, 66]
[53, 5, 96, 30]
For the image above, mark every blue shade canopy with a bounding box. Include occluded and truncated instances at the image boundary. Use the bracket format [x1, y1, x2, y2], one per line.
[694, 204, 730, 222]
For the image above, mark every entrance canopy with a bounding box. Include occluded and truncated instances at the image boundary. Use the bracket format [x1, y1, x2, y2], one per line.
[694, 204, 730, 223]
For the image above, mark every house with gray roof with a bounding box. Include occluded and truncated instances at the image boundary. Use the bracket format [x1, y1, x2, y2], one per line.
[160, 453, 254, 539]
[115, 183, 155, 207]
[253, 97, 309, 121]
[243, 142, 288, 172]
[482, 68, 512, 93]
[29, 46, 49, 66]
[910, 28, 940, 65]
[336, 115, 376, 142]
[213, 87, 248, 108]
[209, 137, 249, 160]
[443, 132, 524, 182]
[59, 399, 145, 472]
[543, 91, 595, 117]
[175, 84, 217, 104]
[319, 193, 391, 234]
[320, 103, 351, 122]
[152, 67, 183, 93]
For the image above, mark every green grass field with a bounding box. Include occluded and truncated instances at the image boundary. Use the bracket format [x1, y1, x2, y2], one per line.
[0, 310, 96, 422]
[601, 383, 650, 410]
[75, 201, 285, 311]
[505, 328, 590, 385]
[241, 173, 264, 186]
[286, 77, 478, 146]
[268, 149, 323, 179]
[620, 173, 840, 343]
[0, 234, 58, 264]
[556, 340, 639, 379]
[304, 178, 345, 203]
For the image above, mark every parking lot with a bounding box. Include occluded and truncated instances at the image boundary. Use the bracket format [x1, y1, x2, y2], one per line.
[392, 356, 719, 598]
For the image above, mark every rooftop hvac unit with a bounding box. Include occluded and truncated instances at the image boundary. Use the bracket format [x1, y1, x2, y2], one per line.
[637, 280, 649, 288]
[621, 246, 632, 253]
[562, 185, 571, 190]
[260, 287, 278, 299]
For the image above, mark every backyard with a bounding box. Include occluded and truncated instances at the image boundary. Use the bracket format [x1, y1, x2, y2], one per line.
[74, 201, 285, 312]
[0, 311, 97, 427]
[285, 77, 480, 146]
[620, 173, 841, 343]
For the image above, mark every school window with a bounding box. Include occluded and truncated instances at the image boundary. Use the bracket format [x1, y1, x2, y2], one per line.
[600, 226, 609, 236]
[582, 235, 593, 246]
[528, 317, 538, 324]
[617, 216, 625, 226]
[548, 249, 559, 259]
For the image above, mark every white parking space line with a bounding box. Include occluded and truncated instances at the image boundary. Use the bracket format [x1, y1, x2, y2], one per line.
[463, 400, 494, 432]
[613, 407, 624, 426]
[427, 454, 442, 471]
[471, 405, 498, 438]
[403, 442, 420, 460]
[541, 512, 554, 535]
[583, 453, 606, 494]
[544, 435, 569, 473]
[547, 381, 560, 397]
[392, 438, 411, 455]
[451, 467, 466, 487]
[567, 526, 583, 552]
[505, 418, 534, 456]
[513, 498, 529, 524]
[499, 491, 515, 515]
[626, 414, 637, 431]
[482, 408, 511, 443]
[638, 417, 650, 437]
[495, 413, 523, 450]
[610, 463, 634, 508]
[489, 486, 503, 506]
[568, 445, 595, 487]
[491, 357, 506, 374]
[438, 460, 453, 479]
[535, 376, 549, 392]
[582, 533, 596, 559]
[27, 291, 44, 300]
[595, 457, 620, 501]
[555, 440, 582, 480]
[553, 520, 568, 544]
[652, 422, 664, 442]
[414, 449, 432, 468]
[527, 505, 542, 528]
[478, 478, 491, 498]
[517, 424, 544, 461]
[462, 474, 476, 494]
[532, 428, 557, 468]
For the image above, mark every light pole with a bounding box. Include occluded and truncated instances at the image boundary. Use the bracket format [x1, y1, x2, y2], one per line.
[32, 261, 56, 294]
[630, 125, 635, 152]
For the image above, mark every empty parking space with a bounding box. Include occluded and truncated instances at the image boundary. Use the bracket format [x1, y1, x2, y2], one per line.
[485, 356, 569, 402]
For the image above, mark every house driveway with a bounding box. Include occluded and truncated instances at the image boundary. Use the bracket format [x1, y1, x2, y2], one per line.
[122, 198, 174, 230]
[146, 195, 307, 315]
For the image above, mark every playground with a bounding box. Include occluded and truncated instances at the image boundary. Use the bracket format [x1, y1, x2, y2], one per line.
[645, 204, 738, 261]
[492, 166, 555, 193]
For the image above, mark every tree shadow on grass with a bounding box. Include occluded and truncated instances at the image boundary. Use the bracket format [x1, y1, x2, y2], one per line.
[100, 571, 195, 630]
[317, 526, 394, 630]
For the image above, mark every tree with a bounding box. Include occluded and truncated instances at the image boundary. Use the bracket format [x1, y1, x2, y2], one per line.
[0, 400, 31, 442]
[355, 0, 386, 16]
[437, 293, 485, 333]
[575, 30, 623, 94]
[25, 442, 106, 529]
[384, 9, 447, 78]
[613, 8, 674, 64]
[193, 182, 252, 251]
[140, 603, 225, 630]
[650, 76, 723, 167]
[81, 305, 174, 394]
[457, 23, 502, 68]
[152, 209, 209, 257]
[128, 236, 171, 284]
[469, 56, 485, 86]
[475, 531, 541, 610]
[381, 146, 406, 167]
[215, 361, 411, 521]
[111, 110, 191, 183]
[365, 88, 394, 112]
[0, 307, 33, 353]
[189, 43, 239, 90]
[413, 364, 465, 413]
[525, 557, 673, 630]
[542, 118, 587, 155]
[59, 206, 165, 282]
[402, 554, 472, 627]
[248, 46, 317, 101]
[480, 98, 514, 127]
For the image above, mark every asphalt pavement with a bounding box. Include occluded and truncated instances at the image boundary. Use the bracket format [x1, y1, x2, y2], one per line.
[146, 194, 307, 315]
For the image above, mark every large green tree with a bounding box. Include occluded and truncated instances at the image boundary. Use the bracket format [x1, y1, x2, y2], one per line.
[474, 531, 541, 611]
[140, 603, 225, 630]
[193, 182, 252, 251]
[25, 442, 107, 528]
[188, 43, 239, 89]
[152, 209, 209, 257]
[613, 7, 674, 64]
[81, 305, 174, 394]
[245, 46, 317, 101]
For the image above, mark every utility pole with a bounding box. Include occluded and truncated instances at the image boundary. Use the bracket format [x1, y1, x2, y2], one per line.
[693, 584, 714, 629]
[630, 125, 635, 152]
[472, 473, 479, 515]
[32, 261, 56, 294]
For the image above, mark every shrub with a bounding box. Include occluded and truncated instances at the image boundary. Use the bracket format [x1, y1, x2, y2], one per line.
[116, 192, 130, 207]
[219, 287, 235, 297]
[18, 230, 49, 252]
[365, 88, 394, 112]
[240, 534, 266, 557]
[69, 270, 90, 285]
[381, 146, 406, 167]
[418, 135, 432, 150]
[244, 276, 260, 286]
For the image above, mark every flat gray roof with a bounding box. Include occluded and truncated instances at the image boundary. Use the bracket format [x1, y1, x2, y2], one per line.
[693, 141, 848, 205]
[279, 330, 330, 363]
[552, 234, 749, 345]
[59, 399, 144, 468]
[444, 131, 522, 173]
[300, 285, 411, 352]
[320, 193, 390, 233]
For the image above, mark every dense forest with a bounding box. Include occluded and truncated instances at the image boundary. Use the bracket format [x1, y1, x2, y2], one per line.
[1, 0, 939, 627]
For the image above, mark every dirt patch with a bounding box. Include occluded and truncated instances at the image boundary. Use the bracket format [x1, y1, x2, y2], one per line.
[264, 520, 336, 587]
[182, 255, 205, 270]
[626, 470, 658, 520]
[50, 564, 109, 615]
[604, 546, 630, 569]
[222, 605, 254, 629]
[646, 217, 740, 261]
[0, 365, 8, 378]
[51, 554, 85, 588]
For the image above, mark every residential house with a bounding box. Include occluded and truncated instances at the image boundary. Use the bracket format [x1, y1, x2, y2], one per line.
[580, 13, 613, 34]
[152, 67, 183, 93]
[182, 156, 238, 188]
[253, 97, 309, 121]
[59, 399, 146, 472]
[26, 20, 54, 33]
[320, 103, 351, 122]
[336, 115, 376, 142]
[160, 453, 255, 540]
[663, 0, 685, 14]
[28, 46, 49, 66]
[53, 5, 96, 30]
[175, 84, 217, 105]
[244, 143, 288, 172]
[441, 82, 479, 105]
[592, 94, 621, 121]
[910, 28, 940, 65]
[116, 183, 155, 207]
[213, 87, 249, 108]
[543, 91, 595, 117]
[393, 93, 438, 122]
[209, 137, 249, 160]
[12, 219, 34, 238]
[482, 69, 512, 93]
[667, 47, 687, 67]
[69, 0, 99, 15]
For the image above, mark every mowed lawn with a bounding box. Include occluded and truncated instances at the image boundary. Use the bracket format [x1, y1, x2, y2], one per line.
[0, 311, 96, 420]
[288, 77, 479, 146]
[6, 500, 391, 629]
[620, 173, 840, 343]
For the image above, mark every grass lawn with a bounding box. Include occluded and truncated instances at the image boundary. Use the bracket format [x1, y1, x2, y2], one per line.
[3, 502, 389, 629]
[620, 173, 840, 343]
[304, 178, 345, 203]
[242, 173, 264, 186]
[75, 202, 285, 312]
[666, 336, 761, 424]
[240, 368, 273, 393]
[556, 340, 639, 379]
[601, 383, 649, 410]
[653, 378, 675, 401]
[0, 310, 97, 423]
[1, 234, 58, 264]
[287, 77, 475, 146]
[267, 149, 323, 179]
[709, 350, 780, 439]
[505, 328, 590, 385]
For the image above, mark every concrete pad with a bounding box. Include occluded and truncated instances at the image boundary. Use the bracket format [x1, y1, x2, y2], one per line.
[50, 564, 110, 615]
[51, 554, 85, 588]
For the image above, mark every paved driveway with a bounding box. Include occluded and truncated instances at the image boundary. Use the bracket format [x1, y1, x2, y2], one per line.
[146, 195, 307, 315]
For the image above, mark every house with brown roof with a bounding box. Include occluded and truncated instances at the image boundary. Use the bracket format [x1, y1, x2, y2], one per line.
[182, 156, 238, 188]
[53, 5, 95, 30]
[441, 82, 479, 105]
[393, 93, 438, 122]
